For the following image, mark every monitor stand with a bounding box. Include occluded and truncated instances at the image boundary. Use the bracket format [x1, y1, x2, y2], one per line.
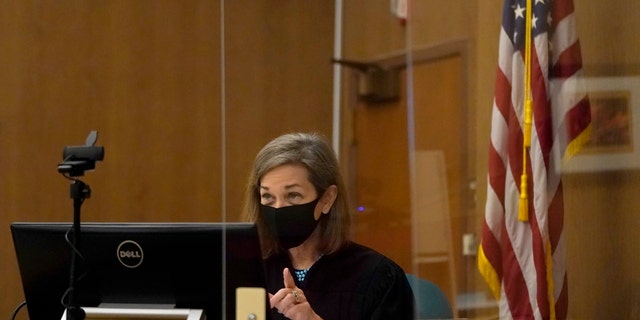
[60, 306, 205, 320]
[61, 287, 266, 320]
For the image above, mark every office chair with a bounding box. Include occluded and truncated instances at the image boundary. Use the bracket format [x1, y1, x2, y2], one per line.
[406, 273, 454, 320]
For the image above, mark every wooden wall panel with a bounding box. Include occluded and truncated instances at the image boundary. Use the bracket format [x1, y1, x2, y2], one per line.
[224, 1, 335, 219]
[341, 0, 406, 59]
[0, 1, 335, 317]
[564, 171, 640, 319]
[1, 2, 225, 317]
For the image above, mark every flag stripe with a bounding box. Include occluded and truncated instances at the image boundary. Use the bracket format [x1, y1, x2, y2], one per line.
[547, 182, 565, 252]
[553, 41, 583, 78]
[564, 97, 591, 148]
[501, 173, 533, 317]
[550, 0, 574, 28]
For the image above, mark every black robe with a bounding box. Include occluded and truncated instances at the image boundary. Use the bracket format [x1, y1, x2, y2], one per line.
[264, 242, 415, 320]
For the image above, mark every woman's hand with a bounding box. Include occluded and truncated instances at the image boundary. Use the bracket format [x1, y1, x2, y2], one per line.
[268, 268, 323, 320]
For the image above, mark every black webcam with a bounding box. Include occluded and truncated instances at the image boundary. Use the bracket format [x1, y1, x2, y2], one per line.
[58, 131, 104, 176]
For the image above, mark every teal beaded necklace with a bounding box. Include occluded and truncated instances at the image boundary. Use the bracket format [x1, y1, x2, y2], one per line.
[293, 254, 323, 282]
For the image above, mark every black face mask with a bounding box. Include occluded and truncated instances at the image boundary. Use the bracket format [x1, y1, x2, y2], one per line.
[261, 199, 321, 249]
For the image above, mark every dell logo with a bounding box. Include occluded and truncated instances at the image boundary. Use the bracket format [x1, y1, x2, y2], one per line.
[119, 250, 141, 258]
[117, 240, 144, 268]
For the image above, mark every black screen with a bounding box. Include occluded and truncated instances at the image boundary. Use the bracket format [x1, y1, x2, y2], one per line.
[11, 222, 267, 320]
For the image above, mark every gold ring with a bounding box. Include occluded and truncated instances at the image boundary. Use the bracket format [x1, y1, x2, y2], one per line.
[292, 289, 300, 304]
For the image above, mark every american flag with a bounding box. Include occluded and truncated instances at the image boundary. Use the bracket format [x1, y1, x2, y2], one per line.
[478, 0, 591, 319]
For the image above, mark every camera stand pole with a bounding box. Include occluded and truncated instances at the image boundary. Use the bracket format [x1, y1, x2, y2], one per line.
[66, 179, 90, 320]
[57, 131, 103, 320]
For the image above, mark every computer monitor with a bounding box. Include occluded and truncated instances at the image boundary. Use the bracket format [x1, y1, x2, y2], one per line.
[11, 222, 267, 320]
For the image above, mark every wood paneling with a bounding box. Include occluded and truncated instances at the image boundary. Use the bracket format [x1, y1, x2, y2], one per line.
[0, 1, 334, 317]
[564, 171, 640, 319]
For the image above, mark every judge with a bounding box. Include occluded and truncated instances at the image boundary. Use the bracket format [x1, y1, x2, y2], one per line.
[243, 132, 415, 320]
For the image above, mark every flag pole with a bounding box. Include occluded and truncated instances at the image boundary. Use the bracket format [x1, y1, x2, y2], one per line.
[519, 0, 533, 222]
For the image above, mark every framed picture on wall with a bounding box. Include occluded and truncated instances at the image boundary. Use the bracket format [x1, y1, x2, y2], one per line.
[562, 76, 640, 173]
